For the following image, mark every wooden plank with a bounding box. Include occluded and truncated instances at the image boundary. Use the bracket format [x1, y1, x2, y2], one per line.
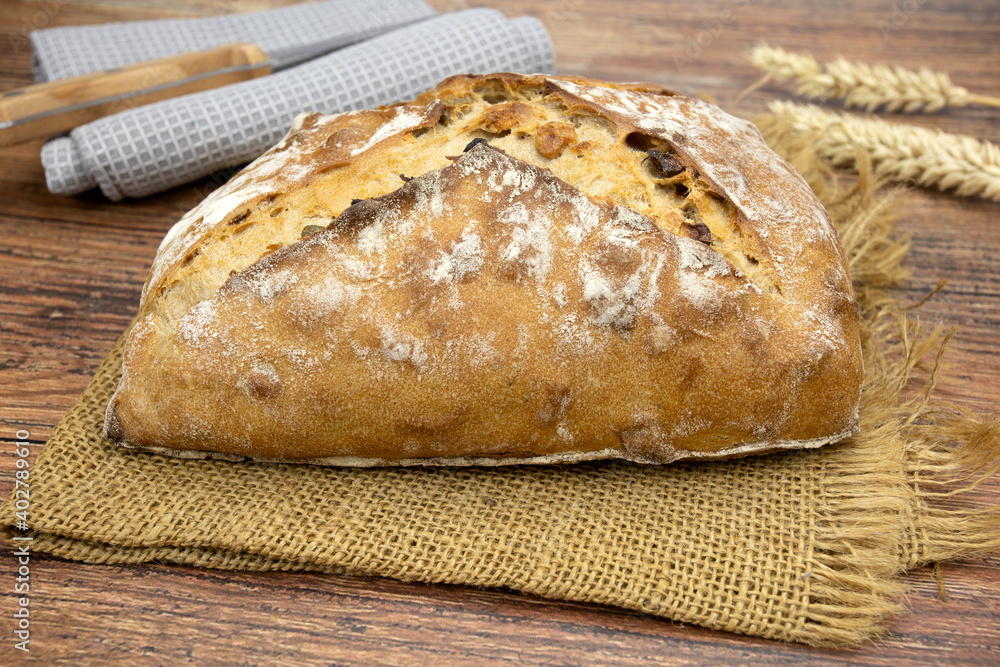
[0, 540, 995, 665]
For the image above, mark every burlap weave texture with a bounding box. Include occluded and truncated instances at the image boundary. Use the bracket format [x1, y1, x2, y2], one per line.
[4, 119, 998, 647]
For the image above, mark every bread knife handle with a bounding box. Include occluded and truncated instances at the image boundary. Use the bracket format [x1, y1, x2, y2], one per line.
[0, 42, 272, 147]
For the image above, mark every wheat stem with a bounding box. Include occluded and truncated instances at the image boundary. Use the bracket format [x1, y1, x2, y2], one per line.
[764, 101, 1000, 202]
[750, 44, 999, 114]
[969, 93, 1000, 109]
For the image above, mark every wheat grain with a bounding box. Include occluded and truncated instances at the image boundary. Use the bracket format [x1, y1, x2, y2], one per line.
[750, 44, 1000, 113]
[762, 101, 1000, 201]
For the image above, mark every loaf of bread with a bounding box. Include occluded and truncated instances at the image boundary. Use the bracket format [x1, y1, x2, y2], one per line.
[104, 73, 863, 466]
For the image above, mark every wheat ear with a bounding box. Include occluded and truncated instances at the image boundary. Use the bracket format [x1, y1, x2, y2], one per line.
[750, 44, 1000, 113]
[764, 101, 1000, 201]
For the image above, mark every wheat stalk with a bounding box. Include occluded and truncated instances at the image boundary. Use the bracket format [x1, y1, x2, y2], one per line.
[764, 101, 1000, 201]
[749, 44, 1000, 113]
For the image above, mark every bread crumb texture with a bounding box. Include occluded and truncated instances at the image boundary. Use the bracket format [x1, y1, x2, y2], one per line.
[108, 74, 863, 465]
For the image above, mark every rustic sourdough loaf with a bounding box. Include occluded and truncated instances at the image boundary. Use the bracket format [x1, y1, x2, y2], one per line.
[104, 73, 863, 465]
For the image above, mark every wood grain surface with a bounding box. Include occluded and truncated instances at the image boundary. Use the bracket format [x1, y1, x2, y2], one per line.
[1, 0, 998, 664]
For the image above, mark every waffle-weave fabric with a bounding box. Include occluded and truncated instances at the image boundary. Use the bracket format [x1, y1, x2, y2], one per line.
[37, 7, 554, 199]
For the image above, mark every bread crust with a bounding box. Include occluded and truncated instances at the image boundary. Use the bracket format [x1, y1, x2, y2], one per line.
[105, 73, 863, 465]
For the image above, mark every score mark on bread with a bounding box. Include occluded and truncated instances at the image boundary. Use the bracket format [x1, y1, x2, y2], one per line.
[105, 73, 863, 466]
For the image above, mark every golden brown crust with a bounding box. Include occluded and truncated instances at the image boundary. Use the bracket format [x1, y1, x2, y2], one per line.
[105, 73, 863, 466]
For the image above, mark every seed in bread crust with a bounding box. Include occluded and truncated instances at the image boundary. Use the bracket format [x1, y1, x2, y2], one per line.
[300, 225, 326, 238]
[681, 222, 713, 244]
[535, 121, 578, 159]
[477, 100, 542, 134]
[644, 149, 684, 176]
[240, 359, 281, 401]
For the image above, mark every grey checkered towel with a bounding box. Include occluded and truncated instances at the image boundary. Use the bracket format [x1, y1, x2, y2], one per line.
[30, 0, 436, 82]
[37, 5, 555, 199]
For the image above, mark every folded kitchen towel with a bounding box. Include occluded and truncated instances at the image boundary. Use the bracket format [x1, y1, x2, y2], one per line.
[38, 8, 555, 200]
[30, 0, 436, 81]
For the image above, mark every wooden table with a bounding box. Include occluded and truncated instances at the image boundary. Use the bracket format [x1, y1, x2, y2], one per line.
[2, 0, 998, 663]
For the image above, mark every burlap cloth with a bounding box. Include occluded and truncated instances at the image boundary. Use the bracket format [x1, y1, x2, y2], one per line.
[4, 116, 999, 647]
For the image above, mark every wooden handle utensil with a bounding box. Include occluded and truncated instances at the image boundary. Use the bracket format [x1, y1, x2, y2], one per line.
[0, 42, 271, 147]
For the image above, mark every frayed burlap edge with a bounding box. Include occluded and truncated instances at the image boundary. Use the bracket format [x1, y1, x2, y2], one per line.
[3, 115, 998, 648]
[758, 115, 1000, 643]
